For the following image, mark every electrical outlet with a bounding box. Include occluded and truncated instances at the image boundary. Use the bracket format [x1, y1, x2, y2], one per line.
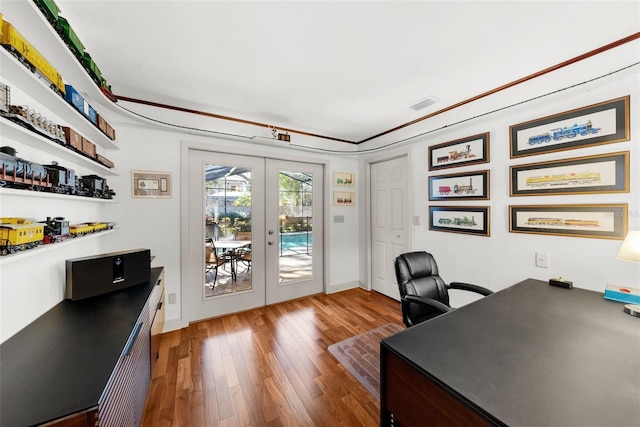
[168, 292, 177, 304]
[535, 252, 550, 268]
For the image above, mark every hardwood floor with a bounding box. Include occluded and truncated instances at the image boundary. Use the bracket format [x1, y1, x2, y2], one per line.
[141, 288, 402, 426]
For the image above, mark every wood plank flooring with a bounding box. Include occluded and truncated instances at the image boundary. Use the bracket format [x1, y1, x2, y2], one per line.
[141, 288, 402, 427]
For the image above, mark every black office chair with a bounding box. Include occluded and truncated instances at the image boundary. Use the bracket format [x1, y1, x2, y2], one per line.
[394, 251, 493, 327]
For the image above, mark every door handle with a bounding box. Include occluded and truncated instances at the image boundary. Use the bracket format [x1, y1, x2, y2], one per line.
[268, 241, 274, 246]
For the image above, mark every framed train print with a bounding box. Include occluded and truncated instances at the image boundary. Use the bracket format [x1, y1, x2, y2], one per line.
[429, 206, 490, 236]
[333, 191, 355, 206]
[510, 151, 629, 196]
[428, 132, 490, 171]
[429, 170, 490, 201]
[333, 171, 355, 187]
[132, 170, 172, 198]
[509, 204, 627, 240]
[509, 96, 630, 158]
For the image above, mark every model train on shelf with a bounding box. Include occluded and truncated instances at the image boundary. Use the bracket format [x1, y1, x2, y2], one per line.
[0, 12, 64, 95]
[0, 217, 116, 255]
[527, 121, 601, 146]
[32, 0, 116, 102]
[0, 146, 115, 199]
[0, 13, 116, 140]
[0, 82, 115, 169]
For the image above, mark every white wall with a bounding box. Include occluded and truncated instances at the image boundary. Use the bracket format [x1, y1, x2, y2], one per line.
[2, 41, 638, 343]
[1, 115, 362, 341]
[362, 70, 640, 308]
[0, 135, 120, 340]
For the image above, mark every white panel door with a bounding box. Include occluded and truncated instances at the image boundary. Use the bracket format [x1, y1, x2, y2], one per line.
[371, 156, 408, 300]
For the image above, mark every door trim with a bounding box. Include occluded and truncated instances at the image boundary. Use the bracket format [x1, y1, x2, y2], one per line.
[179, 137, 331, 326]
[364, 150, 413, 293]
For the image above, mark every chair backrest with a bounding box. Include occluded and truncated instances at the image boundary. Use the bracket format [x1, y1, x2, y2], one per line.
[394, 251, 451, 326]
[205, 244, 219, 263]
[236, 231, 251, 241]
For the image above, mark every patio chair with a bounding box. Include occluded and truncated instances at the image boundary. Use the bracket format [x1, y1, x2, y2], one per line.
[236, 244, 252, 272]
[205, 244, 230, 286]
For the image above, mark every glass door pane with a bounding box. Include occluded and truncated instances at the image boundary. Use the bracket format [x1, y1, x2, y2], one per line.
[204, 164, 253, 297]
[278, 171, 313, 283]
[266, 159, 323, 305]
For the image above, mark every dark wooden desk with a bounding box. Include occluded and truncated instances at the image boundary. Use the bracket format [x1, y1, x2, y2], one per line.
[380, 278, 640, 426]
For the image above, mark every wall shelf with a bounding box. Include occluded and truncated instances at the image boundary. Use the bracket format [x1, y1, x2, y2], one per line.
[0, 0, 117, 117]
[0, 187, 118, 202]
[1, 119, 117, 176]
[0, 49, 118, 150]
[0, 228, 117, 266]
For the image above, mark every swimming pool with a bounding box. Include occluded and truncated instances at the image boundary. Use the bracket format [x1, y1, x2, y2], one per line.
[280, 231, 312, 250]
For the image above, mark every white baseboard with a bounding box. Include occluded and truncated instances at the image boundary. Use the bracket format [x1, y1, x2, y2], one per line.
[161, 318, 189, 333]
[326, 280, 361, 294]
[162, 281, 365, 332]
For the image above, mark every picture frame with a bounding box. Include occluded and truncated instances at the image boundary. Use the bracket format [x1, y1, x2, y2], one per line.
[428, 206, 490, 236]
[509, 96, 630, 158]
[428, 132, 490, 171]
[510, 151, 629, 196]
[132, 170, 172, 198]
[509, 204, 627, 240]
[333, 171, 355, 187]
[428, 169, 490, 201]
[333, 191, 355, 206]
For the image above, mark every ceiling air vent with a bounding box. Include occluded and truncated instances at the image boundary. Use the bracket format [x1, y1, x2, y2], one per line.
[410, 96, 437, 111]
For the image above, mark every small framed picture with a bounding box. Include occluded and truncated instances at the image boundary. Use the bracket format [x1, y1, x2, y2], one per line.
[429, 206, 490, 237]
[428, 132, 490, 171]
[132, 170, 172, 198]
[428, 170, 490, 201]
[510, 151, 629, 196]
[509, 96, 630, 158]
[333, 171, 355, 187]
[333, 191, 355, 206]
[509, 204, 627, 240]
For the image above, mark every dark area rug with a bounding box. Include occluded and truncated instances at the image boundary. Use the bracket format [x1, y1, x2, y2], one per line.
[328, 323, 403, 400]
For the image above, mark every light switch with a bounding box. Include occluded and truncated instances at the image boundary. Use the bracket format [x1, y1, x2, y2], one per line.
[535, 252, 550, 268]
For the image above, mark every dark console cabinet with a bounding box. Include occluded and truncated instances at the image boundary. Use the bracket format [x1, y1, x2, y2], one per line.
[1, 267, 165, 426]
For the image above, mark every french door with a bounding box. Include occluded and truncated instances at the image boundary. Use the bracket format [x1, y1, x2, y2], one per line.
[187, 150, 324, 322]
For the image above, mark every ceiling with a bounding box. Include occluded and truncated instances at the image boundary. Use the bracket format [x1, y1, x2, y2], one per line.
[51, 1, 639, 144]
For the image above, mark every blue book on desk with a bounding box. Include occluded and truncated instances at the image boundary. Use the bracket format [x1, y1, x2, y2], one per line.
[604, 284, 640, 304]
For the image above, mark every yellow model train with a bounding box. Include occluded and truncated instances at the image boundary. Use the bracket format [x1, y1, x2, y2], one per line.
[0, 218, 45, 254]
[0, 14, 65, 97]
[1, 218, 116, 255]
[69, 221, 115, 236]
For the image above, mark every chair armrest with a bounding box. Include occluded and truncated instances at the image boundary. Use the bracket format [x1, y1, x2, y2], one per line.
[449, 282, 493, 296]
[403, 295, 452, 314]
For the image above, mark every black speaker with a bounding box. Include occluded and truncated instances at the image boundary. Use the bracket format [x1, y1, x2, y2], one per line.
[65, 248, 151, 300]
